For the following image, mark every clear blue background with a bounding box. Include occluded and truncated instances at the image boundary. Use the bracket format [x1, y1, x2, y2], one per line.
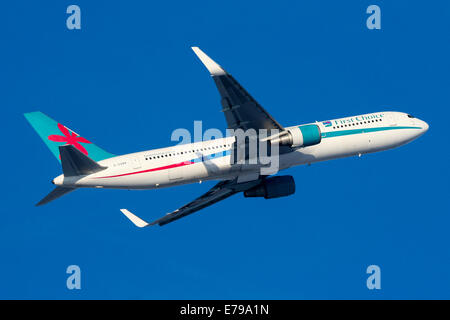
[1, 0, 448, 299]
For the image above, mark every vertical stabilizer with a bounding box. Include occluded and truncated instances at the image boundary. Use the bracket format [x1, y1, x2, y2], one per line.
[24, 111, 114, 163]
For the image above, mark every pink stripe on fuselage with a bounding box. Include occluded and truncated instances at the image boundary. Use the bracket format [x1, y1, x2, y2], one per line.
[94, 161, 194, 179]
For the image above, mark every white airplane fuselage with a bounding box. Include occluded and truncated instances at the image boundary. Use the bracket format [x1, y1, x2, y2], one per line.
[53, 111, 428, 190]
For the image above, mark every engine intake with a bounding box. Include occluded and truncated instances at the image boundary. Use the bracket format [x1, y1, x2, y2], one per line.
[287, 124, 322, 147]
[244, 175, 295, 199]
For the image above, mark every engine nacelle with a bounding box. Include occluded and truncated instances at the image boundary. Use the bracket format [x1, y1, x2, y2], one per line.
[286, 124, 322, 147]
[244, 175, 295, 199]
[270, 124, 321, 147]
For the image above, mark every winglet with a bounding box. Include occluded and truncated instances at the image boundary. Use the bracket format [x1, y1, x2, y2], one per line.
[120, 209, 150, 228]
[191, 47, 227, 76]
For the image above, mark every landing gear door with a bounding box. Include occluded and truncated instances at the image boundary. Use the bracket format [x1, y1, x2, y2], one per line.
[387, 113, 397, 127]
[168, 166, 184, 181]
[131, 157, 141, 170]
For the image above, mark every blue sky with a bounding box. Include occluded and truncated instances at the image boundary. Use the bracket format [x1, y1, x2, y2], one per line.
[0, 0, 449, 299]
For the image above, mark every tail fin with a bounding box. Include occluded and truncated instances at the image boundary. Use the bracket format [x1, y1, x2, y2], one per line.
[24, 111, 114, 163]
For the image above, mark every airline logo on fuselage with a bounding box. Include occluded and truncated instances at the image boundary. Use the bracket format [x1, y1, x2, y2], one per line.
[331, 113, 385, 126]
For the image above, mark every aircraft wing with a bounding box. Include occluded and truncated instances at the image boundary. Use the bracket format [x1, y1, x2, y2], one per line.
[120, 178, 262, 227]
[192, 47, 284, 132]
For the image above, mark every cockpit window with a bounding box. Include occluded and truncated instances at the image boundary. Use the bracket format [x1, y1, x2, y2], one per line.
[407, 114, 415, 118]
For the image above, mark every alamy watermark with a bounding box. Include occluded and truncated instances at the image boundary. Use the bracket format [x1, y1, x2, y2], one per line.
[171, 121, 281, 175]
[366, 5, 381, 30]
[66, 265, 81, 290]
[366, 265, 381, 290]
[66, 5, 81, 30]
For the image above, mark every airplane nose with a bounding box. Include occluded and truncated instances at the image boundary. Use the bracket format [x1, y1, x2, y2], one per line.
[420, 120, 429, 132]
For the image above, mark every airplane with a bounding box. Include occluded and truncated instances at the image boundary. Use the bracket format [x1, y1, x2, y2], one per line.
[24, 47, 429, 228]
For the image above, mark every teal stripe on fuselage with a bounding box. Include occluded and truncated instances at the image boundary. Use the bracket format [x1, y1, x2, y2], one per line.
[321, 126, 422, 139]
[161, 127, 420, 165]
[183, 127, 421, 162]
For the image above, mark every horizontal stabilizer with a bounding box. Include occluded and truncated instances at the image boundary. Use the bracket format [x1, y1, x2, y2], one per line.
[36, 187, 75, 206]
[60, 145, 107, 177]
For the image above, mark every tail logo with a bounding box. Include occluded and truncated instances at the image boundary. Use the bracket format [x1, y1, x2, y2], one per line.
[48, 123, 92, 155]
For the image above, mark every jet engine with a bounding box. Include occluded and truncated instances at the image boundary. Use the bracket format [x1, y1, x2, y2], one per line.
[270, 124, 322, 148]
[244, 175, 295, 199]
